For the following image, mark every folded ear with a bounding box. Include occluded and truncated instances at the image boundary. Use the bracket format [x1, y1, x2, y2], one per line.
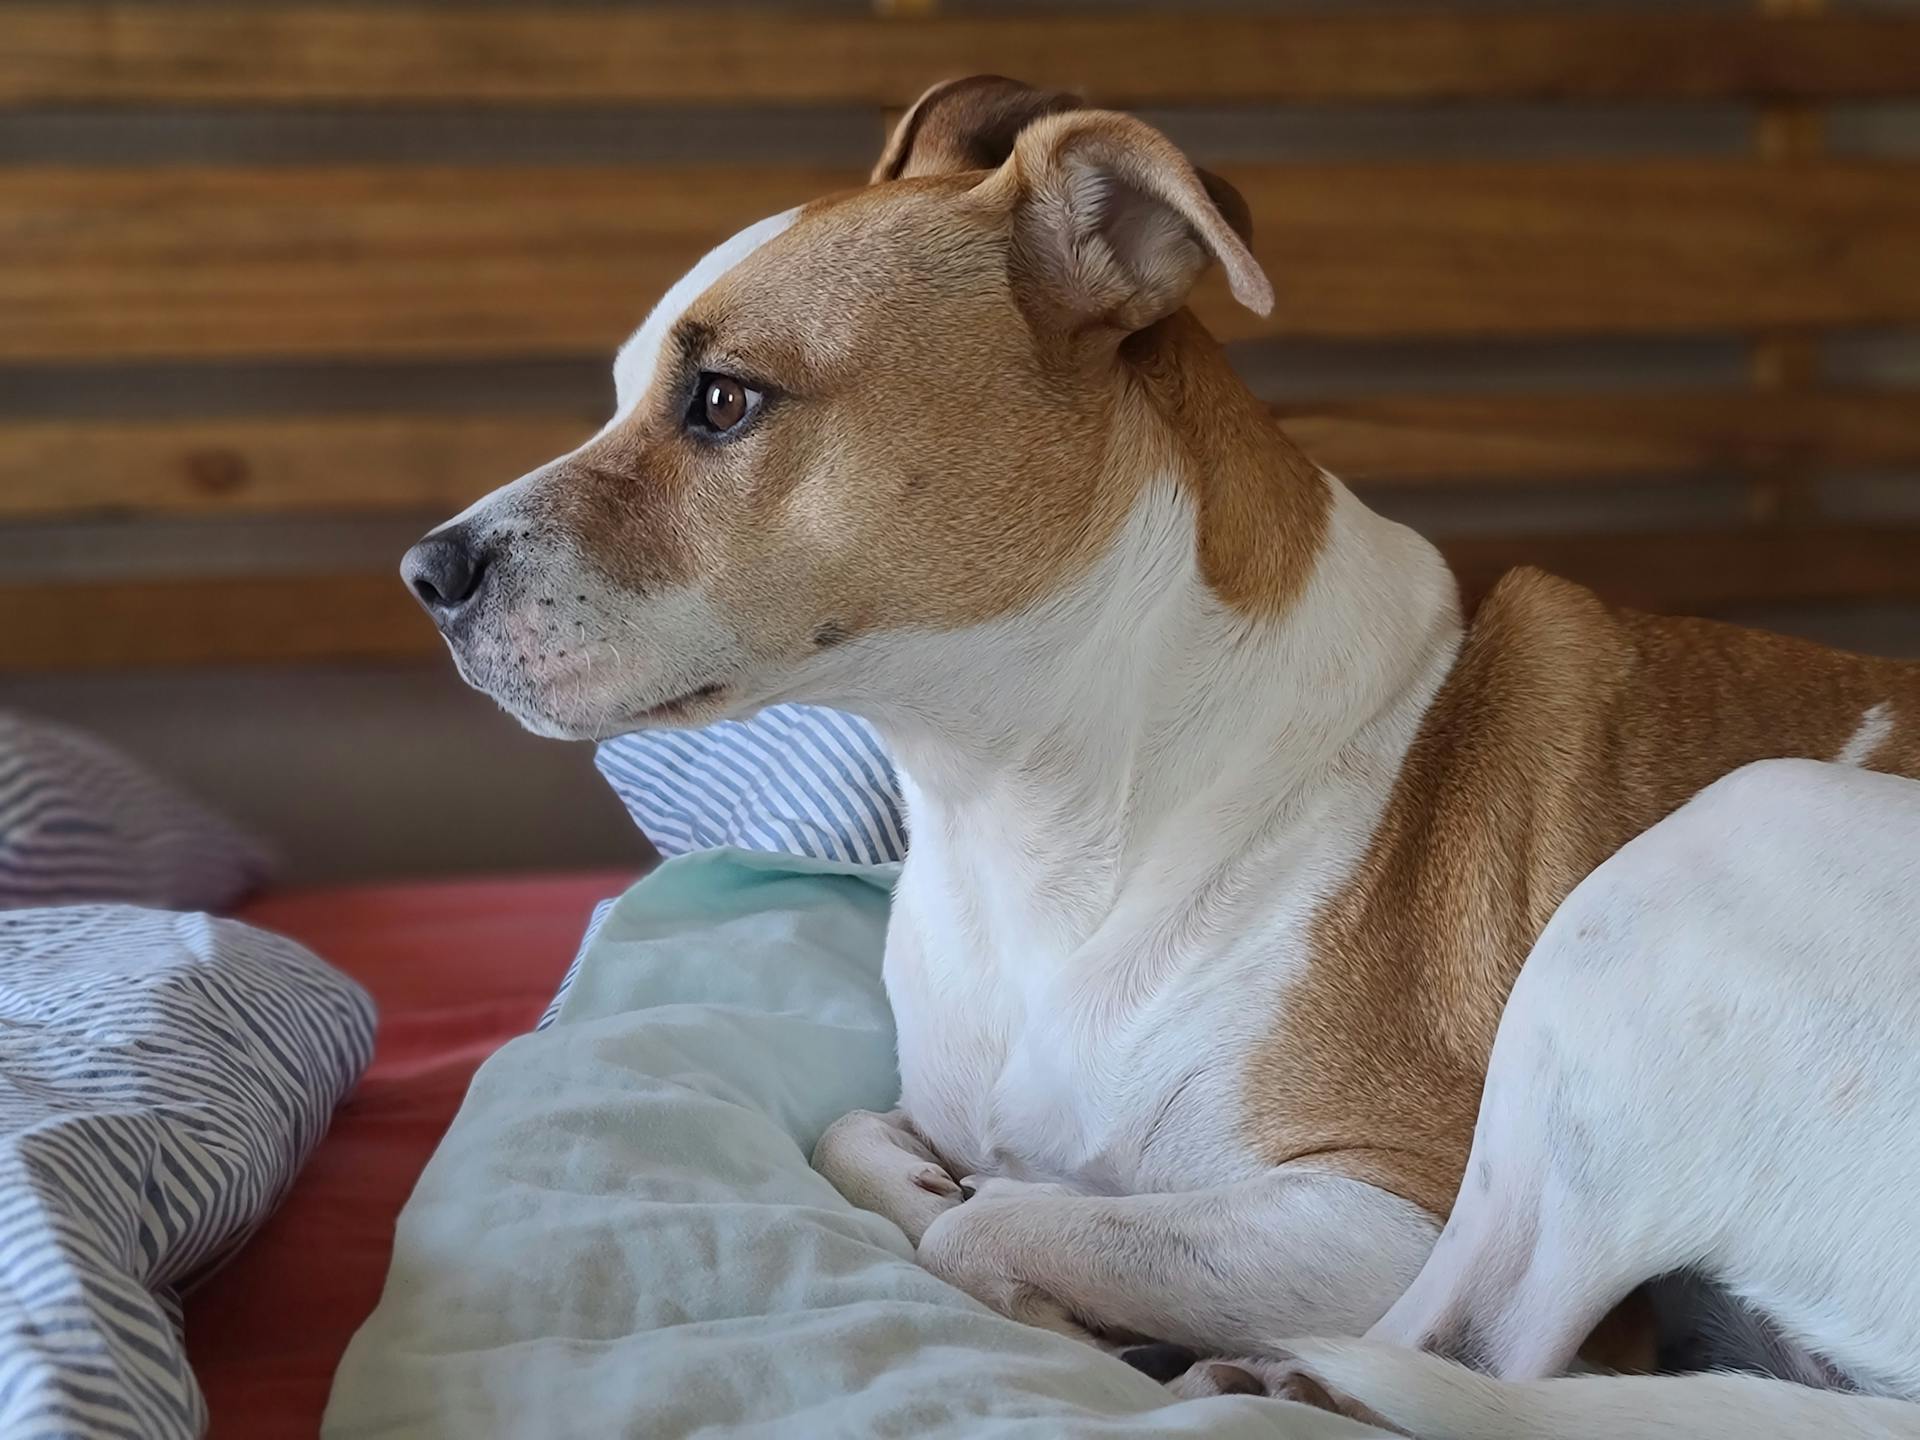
[873, 75, 1082, 183]
[999, 110, 1273, 334]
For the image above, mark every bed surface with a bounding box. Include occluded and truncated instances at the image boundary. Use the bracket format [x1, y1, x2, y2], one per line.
[184, 869, 636, 1438]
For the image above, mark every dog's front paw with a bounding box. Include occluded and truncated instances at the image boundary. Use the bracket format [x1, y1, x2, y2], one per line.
[917, 1193, 1096, 1343]
[916, 1193, 1021, 1309]
[812, 1109, 964, 1245]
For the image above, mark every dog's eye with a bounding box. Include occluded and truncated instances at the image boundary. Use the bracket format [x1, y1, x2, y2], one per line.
[687, 373, 761, 437]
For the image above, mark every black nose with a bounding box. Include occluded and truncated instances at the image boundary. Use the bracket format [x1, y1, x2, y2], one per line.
[402, 525, 489, 618]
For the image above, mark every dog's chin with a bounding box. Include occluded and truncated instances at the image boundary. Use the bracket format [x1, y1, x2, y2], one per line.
[484, 674, 749, 742]
[501, 703, 606, 742]
[442, 633, 727, 740]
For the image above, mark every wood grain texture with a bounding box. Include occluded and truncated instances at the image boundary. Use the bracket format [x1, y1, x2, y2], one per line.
[1747, 0, 1828, 524]
[10, 391, 1920, 519]
[0, 575, 439, 670]
[1278, 390, 1920, 484]
[8, 528, 1918, 670]
[0, 415, 596, 518]
[6, 6, 1920, 106]
[1203, 160, 1920, 343]
[1445, 527, 1920, 614]
[0, 164, 853, 361]
[6, 160, 1920, 360]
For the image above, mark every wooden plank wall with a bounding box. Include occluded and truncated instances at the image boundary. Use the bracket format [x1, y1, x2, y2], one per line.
[11, 8, 1920, 106]
[4, 3, 1920, 671]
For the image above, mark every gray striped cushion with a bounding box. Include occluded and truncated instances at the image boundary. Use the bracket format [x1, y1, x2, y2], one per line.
[0, 713, 272, 912]
[595, 704, 906, 865]
[0, 905, 375, 1439]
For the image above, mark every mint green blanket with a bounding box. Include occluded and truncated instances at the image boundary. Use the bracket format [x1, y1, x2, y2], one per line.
[323, 849, 1380, 1438]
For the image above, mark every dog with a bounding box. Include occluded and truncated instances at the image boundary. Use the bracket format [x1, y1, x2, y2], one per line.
[403, 75, 1920, 1433]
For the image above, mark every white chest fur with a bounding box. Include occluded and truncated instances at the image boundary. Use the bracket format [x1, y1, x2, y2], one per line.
[865, 481, 1461, 1194]
[886, 780, 1388, 1191]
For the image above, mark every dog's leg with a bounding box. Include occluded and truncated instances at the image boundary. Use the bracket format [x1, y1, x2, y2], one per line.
[1359, 1087, 1631, 1380]
[812, 1108, 965, 1246]
[914, 1165, 1438, 1356]
[1364, 762, 1920, 1394]
[1349, 869, 1685, 1381]
[1162, 1082, 1629, 1404]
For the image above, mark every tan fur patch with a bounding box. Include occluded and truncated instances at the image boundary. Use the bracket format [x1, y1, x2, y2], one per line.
[679, 178, 1147, 647]
[1246, 569, 1920, 1217]
[1123, 311, 1328, 616]
[525, 430, 700, 599]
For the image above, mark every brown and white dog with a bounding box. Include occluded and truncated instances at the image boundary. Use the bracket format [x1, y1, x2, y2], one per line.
[403, 77, 1920, 1435]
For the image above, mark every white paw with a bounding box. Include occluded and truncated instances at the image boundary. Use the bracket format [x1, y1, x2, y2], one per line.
[813, 1109, 965, 1246]
[913, 1165, 964, 1199]
[917, 1197, 1097, 1343]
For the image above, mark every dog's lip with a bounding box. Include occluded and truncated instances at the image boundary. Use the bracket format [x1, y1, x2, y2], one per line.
[634, 681, 729, 722]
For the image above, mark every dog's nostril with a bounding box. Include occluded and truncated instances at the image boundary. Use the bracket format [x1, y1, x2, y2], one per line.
[401, 527, 488, 615]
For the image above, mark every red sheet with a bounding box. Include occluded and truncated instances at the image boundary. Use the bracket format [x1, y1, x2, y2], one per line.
[185, 869, 637, 1438]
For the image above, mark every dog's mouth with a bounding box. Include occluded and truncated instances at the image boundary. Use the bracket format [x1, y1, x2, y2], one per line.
[633, 681, 730, 725]
[451, 637, 733, 739]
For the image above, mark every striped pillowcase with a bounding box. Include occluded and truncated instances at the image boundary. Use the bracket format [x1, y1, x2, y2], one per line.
[0, 712, 273, 911]
[0, 904, 375, 1439]
[595, 704, 906, 865]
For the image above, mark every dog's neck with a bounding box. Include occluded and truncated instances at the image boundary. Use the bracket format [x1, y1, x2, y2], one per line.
[823, 319, 1463, 948]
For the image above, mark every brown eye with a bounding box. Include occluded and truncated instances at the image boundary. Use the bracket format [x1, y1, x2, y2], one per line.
[688, 372, 761, 437]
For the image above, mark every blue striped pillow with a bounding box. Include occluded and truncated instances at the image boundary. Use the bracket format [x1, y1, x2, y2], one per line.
[0, 711, 273, 911]
[595, 704, 906, 864]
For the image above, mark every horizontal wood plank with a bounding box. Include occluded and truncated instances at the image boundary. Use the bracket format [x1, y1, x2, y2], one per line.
[9, 390, 1920, 520]
[1205, 160, 1920, 343]
[6, 7, 1920, 107]
[0, 164, 854, 362]
[0, 574, 439, 670]
[6, 160, 1920, 360]
[0, 415, 596, 519]
[1278, 389, 1920, 483]
[7, 528, 1918, 670]
[1446, 527, 1920, 614]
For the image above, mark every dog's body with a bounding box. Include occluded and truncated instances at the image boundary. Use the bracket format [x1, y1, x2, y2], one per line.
[404, 75, 1920, 1435]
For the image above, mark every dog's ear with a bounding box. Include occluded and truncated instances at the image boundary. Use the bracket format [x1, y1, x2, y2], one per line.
[992, 109, 1272, 334]
[875, 76, 1258, 252]
[1196, 170, 1255, 251]
[873, 75, 1082, 183]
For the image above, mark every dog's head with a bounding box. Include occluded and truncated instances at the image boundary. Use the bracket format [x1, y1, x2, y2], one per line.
[402, 76, 1272, 739]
